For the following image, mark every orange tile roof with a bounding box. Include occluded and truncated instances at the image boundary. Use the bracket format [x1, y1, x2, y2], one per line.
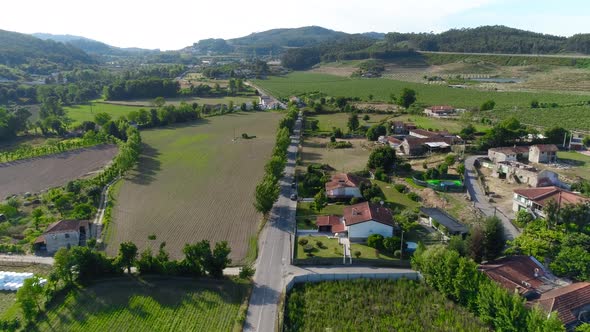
[479, 256, 547, 295]
[316, 215, 341, 226]
[325, 173, 369, 191]
[536, 282, 590, 326]
[514, 186, 589, 208]
[532, 144, 559, 152]
[343, 201, 393, 227]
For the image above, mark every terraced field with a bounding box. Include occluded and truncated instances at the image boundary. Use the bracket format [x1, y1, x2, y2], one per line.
[32, 277, 249, 332]
[106, 112, 282, 263]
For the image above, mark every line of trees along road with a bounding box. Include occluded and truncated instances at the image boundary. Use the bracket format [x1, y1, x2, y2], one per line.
[254, 107, 298, 215]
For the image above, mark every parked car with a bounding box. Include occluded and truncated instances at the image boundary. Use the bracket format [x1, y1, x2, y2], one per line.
[290, 193, 298, 201]
[291, 181, 296, 188]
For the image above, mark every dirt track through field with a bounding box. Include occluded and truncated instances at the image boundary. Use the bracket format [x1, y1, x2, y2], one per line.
[0, 144, 118, 199]
[106, 112, 281, 262]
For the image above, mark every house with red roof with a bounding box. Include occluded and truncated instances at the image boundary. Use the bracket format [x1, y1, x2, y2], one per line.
[325, 173, 369, 200]
[513, 186, 590, 218]
[535, 282, 590, 330]
[529, 144, 558, 164]
[479, 256, 559, 300]
[424, 105, 457, 118]
[315, 202, 395, 241]
[34, 219, 89, 253]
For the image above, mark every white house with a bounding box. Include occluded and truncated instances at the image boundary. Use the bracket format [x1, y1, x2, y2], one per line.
[488, 146, 530, 163]
[342, 202, 394, 242]
[529, 144, 558, 164]
[513, 186, 589, 218]
[424, 105, 457, 117]
[325, 173, 369, 200]
[35, 220, 89, 253]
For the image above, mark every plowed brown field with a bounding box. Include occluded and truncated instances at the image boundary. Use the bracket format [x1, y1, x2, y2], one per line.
[106, 112, 282, 263]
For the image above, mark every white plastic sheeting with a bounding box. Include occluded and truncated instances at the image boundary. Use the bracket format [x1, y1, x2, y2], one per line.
[0, 271, 46, 291]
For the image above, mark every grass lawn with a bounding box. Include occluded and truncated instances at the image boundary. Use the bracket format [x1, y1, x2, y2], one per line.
[295, 236, 343, 259]
[350, 243, 399, 261]
[390, 114, 489, 133]
[30, 277, 250, 332]
[373, 180, 421, 212]
[296, 202, 345, 230]
[65, 102, 145, 125]
[300, 137, 373, 173]
[308, 112, 393, 133]
[557, 151, 590, 180]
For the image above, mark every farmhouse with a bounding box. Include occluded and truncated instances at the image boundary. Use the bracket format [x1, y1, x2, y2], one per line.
[487, 146, 530, 163]
[529, 144, 558, 164]
[377, 136, 403, 148]
[325, 173, 369, 200]
[535, 282, 590, 330]
[513, 186, 590, 218]
[400, 135, 457, 156]
[343, 202, 395, 242]
[34, 219, 89, 253]
[491, 161, 560, 187]
[390, 121, 416, 135]
[314, 202, 395, 241]
[479, 256, 558, 299]
[420, 207, 468, 237]
[423, 105, 457, 117]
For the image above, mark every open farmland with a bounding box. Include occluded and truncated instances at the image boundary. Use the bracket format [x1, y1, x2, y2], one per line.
[255, 73, 590, 129]
[308, 112, 392, 133]
[106, 112, 282, 263]
[300, 137, 372, 172]
[0, 144, 117, 198]
[102, 96, 257, 108]
[284, 279, 488, 331]
[31, 277, 249, 332]
[65, 103, 145, 125]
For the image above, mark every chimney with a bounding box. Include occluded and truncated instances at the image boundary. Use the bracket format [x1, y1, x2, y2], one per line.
[534, 268, 539, 278]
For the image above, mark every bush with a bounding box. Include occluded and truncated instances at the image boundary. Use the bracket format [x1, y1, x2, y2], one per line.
[367, 234, 385, 250]
[148, 234, 157, 240]
[354, 251, 361, 258]
[393, 250, 402, 258]
[298, 238, 308, 246]
[239, 265, 255, 279]
[394, 184, 407, 193]
[315, 240, 324, 248]
[407, 192, 421, 202]
[350, 197, 361, 205]
[303, 244, 314, 253]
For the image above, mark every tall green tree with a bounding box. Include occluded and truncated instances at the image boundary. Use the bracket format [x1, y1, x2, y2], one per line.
[205, 241, 231, 278]
[398, 88, 417, 109]
[117, 241, 138, 274]
[16, 276, 45, 323]
[347, 113, 359, 132]
[367, 145, 396, 172]
[483, 216, 505, 260]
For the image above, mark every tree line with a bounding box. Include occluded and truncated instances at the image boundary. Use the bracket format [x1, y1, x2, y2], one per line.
[254, 107, 298, 214]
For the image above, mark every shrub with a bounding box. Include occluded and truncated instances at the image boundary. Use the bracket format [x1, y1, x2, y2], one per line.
[350, 197, 361, 205]
[315, 240, 324, 248]
[354, 251, 361, 258]
[241, 133, 249, 139]
[239, 265, 255, 279]
[303, 244, 314, 253]
[367, 234, 384, 250]
[298, 238, 309, 246]
[304, 218, 312, 226]
[407, 192, 421, 202]
[148, 234, 157, 240]
[394, 184, 407, 193]
[394, 250, 402, 258]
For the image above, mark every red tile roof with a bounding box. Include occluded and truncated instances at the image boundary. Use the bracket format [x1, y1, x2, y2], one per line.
[426, 105, 455, 112]
[489, 146, 530, 155]
[343, 201, 393, 227]
[386, 137, 402, 144]
[44, 220, 88, 234]
[532, 144, 559, 152]
[479, 256, 548, 295]
[536, 282, 590, 326]
[325, 173, 369, 191]
[514, 186, 589, 208]
[316, 215, 341, 226]
[332, 224, 346, 233]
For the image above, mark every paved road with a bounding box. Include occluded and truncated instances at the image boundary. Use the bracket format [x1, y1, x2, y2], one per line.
[464, 155, 520, 240]
[244, 113, 301, 332]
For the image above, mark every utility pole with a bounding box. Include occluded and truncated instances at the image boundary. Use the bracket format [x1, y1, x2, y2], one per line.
[400, 229, 404, 260]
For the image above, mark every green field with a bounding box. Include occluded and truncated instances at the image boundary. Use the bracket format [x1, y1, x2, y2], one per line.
[31, 278, 249, 332]
[255, 72, 590, 129]
[557, 151, 590, 180]
[373, 180, 421, 211]
[491, 105, 590, 131]
[308, 112, 392, 132]
[389, 114, 489, 132]
[65, 103, 144, 125]
[296, 202, 345, 230]
[106, 111, 282, 263]
[102, 96, 257, 107]
[284, 279, 488, 331]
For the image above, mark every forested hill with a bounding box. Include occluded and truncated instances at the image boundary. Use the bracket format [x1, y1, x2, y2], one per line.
[0, 29, 95, 74]
[32, 33, 159, 56]
[385, 26, 590, 54]
[186, 26, 372, 55]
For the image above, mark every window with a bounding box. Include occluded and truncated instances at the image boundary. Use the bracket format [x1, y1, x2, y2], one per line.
[65, 233, 70, 239]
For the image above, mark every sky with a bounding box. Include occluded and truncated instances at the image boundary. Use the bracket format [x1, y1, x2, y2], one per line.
[2, 0, 589, 50]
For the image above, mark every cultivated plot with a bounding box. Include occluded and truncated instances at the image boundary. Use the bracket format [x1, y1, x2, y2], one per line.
[0, 144, 117, 198]
[106, 112, 282, 262]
